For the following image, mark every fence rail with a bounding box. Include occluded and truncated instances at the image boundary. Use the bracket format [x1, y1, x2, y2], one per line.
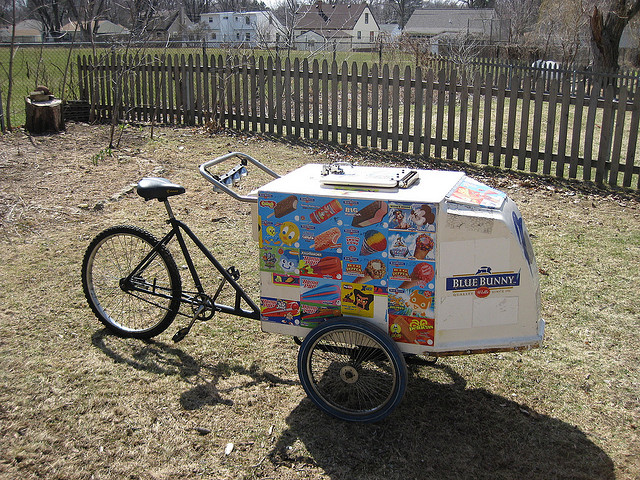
[78, 53, 640, 191]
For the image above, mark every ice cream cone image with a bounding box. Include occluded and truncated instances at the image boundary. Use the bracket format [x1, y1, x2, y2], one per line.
[354, 259, 386, 284]
[413, 233, 434, 259]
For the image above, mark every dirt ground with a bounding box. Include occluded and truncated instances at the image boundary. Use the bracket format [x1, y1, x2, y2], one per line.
[1, 123, 639, 480]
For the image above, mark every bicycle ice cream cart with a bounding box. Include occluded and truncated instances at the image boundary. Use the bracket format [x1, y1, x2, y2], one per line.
[82, 152, 544, 423]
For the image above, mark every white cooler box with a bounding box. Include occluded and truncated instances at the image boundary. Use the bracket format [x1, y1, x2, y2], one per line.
[254, 163, 544, 356]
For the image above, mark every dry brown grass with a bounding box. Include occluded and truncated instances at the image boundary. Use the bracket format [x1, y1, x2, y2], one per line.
[0, 123, 638, 480]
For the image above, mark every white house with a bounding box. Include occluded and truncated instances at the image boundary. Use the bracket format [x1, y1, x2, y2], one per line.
[200, 11, 284, 48]
[293, 1, 380, 51]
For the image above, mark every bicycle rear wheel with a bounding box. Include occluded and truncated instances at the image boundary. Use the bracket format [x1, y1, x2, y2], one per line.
[297, 318, 407, 423]
[82, 225, 181, 338]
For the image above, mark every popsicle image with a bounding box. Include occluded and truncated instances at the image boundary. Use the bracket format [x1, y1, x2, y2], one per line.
[354, 259, 387, 284]
[310, 256, 342, 278]
[310, 227, 341, 251]
[268, 195, 298, 218]
[310, 199, 342, 224]
[400, 262, 435, 289]
[351, 201, 388, 228]
[300, 284, 341, 305]
[413, 233, 434, 259]
[360, 230, 387, 255]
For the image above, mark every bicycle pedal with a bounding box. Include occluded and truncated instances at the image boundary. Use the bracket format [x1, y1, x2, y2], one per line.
[172, 328, 190, 343]
[227, 266, 240, 280]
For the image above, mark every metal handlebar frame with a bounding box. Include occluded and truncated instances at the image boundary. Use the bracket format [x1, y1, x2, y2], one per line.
[199, 152, 280, 203]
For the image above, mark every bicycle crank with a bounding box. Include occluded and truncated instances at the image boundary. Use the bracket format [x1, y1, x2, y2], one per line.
[173, 294, 215, 342]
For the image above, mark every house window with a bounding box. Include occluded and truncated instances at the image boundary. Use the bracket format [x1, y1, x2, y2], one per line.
[245, 16, 250, 25]
[236, 32, 240, 40]
[357, 31, 362, 40]
[208, 17, 213, 23]
[211, 32, 216, 40]
[370, 31, 374, 42]
[365, 13, 369, 24]
[245, 32, 250, 41]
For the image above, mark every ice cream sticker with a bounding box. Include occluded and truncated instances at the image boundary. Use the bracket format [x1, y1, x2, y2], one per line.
[447, 178, 507, 209]
[341, 283, 375, 318]
[389, 315, 434, 345]
[389, 232, 435, 260]
[261, 298, 301, 325]
[389, 203, 436, 231]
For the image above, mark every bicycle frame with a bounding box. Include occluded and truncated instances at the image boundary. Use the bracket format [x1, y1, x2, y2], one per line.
[124, 199, 260, 321]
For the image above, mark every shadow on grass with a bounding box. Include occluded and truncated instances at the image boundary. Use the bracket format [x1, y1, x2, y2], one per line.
[271, 362, 614, 480]
[91, 329, 297, 411]
[91, 329, 201, 378]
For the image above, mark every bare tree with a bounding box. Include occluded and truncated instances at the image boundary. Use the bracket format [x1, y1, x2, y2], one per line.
[5, 0, 16, 130]
[65, 0, 108, 41]
[590, 0, 640, 72]
[272, 0, 299, 55]
[495, 0, 541, 44]
[387, 0, 422, 30]
[28, 0, 65, 40]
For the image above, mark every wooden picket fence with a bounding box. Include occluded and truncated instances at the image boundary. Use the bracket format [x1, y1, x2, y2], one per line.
[77, 53, 640, 191]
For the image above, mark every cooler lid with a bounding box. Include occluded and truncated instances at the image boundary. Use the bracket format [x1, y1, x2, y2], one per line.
[258, 164, 465, 203]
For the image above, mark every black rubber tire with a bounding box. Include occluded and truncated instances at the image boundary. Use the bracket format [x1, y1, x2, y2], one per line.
[297, 317, 408, 423]
[81, 225, 181, 338]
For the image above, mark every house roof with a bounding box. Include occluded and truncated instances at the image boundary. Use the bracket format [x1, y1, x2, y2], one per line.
[404, 8, 496, 36]
[61, 20, 129, 35]
[295, 1, 368, 31]
[0, 19, 43, 38]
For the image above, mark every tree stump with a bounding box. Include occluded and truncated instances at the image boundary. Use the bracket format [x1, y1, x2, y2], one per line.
[25, 97, 64, 134]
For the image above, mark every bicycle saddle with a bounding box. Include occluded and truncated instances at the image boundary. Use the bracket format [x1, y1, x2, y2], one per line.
[137, 177, 185, 201]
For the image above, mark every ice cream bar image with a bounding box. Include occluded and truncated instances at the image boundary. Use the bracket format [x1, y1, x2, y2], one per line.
[360, 230, 387, 255]
[311, 256, 342, 277]
[310, 199, 342, 224]
[351, 201, 388, 228]
[310, 227, 341, 251]
[268, 195, 298, 218]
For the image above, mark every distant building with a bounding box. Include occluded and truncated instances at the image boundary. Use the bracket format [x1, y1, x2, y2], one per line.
[293, 1, 379, 51]
[146, 10, 195, 42]
[379, 23, 401, 42]
[404, 8, 507, 55]
[200, 11, 284, 48]
[60, 20, 129, 41]
[0, 20, 44, 43]
[404, 8, 502, 39]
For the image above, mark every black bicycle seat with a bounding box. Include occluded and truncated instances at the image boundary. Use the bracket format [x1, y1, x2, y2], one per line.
[137, 177, 186, 201]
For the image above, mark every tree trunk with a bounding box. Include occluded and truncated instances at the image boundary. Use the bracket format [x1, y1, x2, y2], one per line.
[25, 97, 64, 134]
[590, 2, 640, 73]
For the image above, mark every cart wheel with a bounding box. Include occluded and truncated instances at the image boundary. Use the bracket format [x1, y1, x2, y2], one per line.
[297, 317, 407, 423]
